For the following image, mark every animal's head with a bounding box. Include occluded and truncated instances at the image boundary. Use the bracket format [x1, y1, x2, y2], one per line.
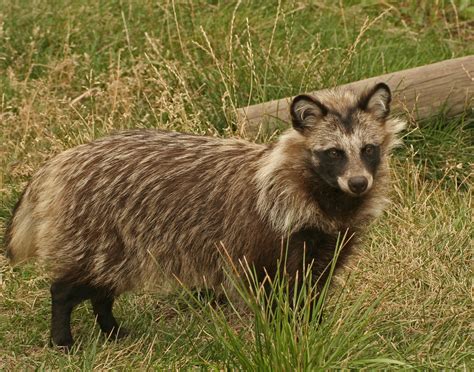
[290, 83, 405, 197]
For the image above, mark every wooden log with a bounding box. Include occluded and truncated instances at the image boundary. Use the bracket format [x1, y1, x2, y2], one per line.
[236, 55, 474, 136]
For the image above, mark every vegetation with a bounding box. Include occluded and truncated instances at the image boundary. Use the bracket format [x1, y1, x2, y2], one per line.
[1, 0, 472, 369]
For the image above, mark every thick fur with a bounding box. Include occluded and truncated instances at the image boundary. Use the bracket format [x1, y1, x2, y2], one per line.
[5, 84, 405, 347]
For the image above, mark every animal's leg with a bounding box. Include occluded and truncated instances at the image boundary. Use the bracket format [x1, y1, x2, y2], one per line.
[50, 281, 95, 350]
[91, 292, 128, 339]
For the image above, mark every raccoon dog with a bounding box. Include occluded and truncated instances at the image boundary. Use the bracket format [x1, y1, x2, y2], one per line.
[5, 83, 405, 349]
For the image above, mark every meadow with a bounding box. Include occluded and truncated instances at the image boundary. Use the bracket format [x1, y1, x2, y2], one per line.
[1, 0, 472, 369]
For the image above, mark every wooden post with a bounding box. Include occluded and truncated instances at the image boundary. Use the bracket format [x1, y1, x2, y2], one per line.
[236, 55, 474, 136]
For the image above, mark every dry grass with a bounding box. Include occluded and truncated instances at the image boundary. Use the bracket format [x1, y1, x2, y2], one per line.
[1, 0, 473, 369]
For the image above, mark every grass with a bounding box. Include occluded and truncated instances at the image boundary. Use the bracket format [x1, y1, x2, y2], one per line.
[1, 0, 473, 369]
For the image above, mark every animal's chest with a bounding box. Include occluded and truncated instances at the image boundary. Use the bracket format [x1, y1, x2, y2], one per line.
[253, 227, 357, 281]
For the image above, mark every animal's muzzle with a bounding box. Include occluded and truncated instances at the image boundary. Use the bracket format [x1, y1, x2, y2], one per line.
[348, 176, 368, 195]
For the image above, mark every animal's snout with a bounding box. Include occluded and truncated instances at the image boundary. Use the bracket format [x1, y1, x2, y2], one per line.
[348, 176, 368, 194]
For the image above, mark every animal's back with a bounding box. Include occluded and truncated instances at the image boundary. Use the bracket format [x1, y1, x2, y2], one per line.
[5, 130, 271, 293]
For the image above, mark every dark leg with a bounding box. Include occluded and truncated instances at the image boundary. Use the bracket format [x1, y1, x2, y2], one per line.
[50, 281, 96, 350]
[91, 294, 127, 339]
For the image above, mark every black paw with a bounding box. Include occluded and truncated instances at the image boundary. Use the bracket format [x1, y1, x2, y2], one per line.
[50, 337, 74, 353]
[106, 325, 129, 340]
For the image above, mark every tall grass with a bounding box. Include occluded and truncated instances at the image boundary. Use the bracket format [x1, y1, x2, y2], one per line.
[189, 235, 411, 370]
[1, 0, 472, 369]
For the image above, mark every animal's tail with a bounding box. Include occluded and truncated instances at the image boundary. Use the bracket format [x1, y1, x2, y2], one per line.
[4, 185, 38, 266]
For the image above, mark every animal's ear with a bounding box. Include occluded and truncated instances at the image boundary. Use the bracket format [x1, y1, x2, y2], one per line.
[359, 83, 391, 120]
[290, 94, 328, 133]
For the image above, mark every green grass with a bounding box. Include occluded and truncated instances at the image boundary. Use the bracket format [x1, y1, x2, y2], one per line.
[1, 0, 473, 369]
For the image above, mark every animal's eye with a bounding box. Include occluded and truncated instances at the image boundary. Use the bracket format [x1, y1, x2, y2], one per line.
[326, 148, 343, 159]
[363, 144, 376, 156]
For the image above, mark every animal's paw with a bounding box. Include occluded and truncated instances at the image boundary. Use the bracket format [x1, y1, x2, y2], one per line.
[107, 325, 129, 340]
[50, 336, 74, 353]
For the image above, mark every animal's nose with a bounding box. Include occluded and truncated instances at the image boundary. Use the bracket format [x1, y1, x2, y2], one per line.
[348, 176, 368, 194]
